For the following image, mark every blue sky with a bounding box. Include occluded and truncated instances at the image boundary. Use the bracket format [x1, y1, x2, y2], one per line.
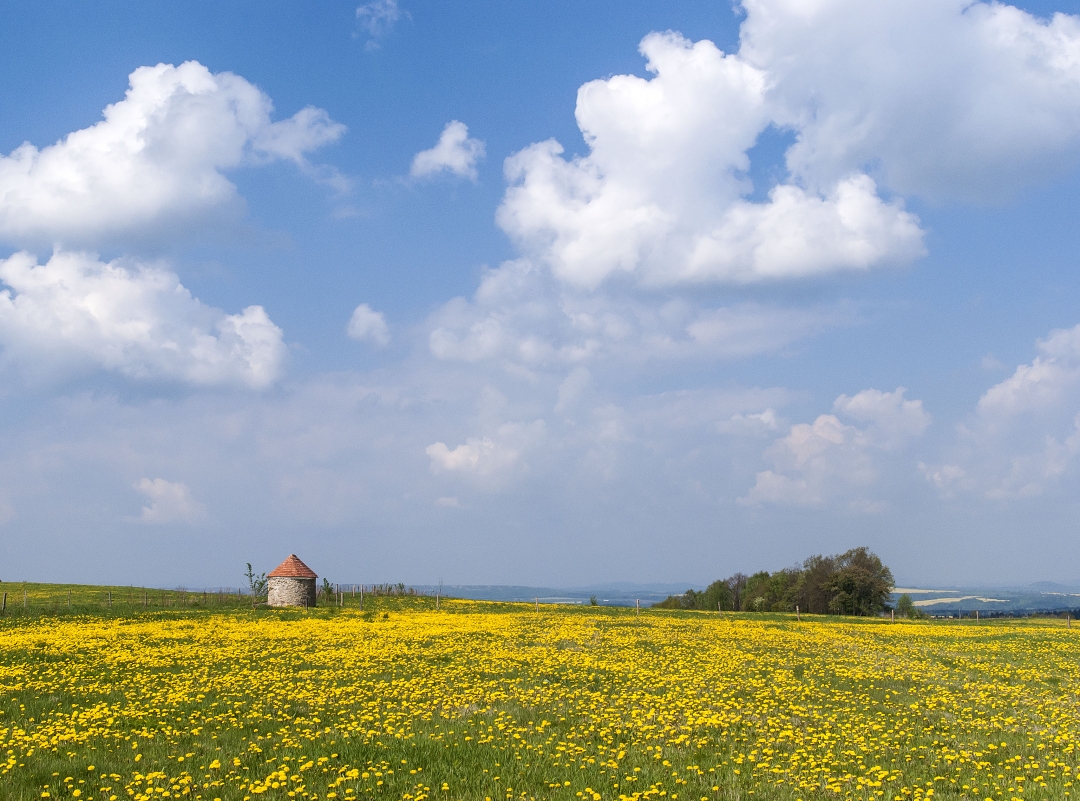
[4, 0, 1080, 589]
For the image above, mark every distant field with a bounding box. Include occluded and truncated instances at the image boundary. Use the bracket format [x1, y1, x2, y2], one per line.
[1, 594, 1078, 801]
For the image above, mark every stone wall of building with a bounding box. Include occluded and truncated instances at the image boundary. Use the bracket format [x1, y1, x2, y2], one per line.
[268, 576, 317, 607]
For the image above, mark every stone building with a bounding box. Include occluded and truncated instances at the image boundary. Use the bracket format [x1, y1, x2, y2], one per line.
[267, 554, 318, 607]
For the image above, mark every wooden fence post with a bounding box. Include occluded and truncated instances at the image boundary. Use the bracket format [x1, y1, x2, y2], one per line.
[535, 597, 539, 612]
[108, 591, 112, 608]
[360, 585, 364, 611]
[1, 592, 5, 615]
[797, 605, 801, 622]
[24, 589, 27, 609]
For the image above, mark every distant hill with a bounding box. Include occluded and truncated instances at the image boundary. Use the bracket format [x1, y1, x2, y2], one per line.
[892, 585, 1080, 615]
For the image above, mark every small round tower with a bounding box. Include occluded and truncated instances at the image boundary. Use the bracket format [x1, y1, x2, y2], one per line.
[267, 554, 318, 607]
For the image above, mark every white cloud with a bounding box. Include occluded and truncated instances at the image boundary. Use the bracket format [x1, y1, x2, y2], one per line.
[977, 325, 1080, 420]
[496, 31, 924, 290]
[411, 121, 486, 181]
[498, 2, 1080, 289]
[742, 388, 929, 508]
[426, 420, 546, 484]
[436, 496, 462, 508]
[741, 0, 1080, 201]
[0, 251, 285, 388]
[346, 303, 390, 346]
[926, 324, 1080, 499]
[0, 60, 344, 248]
[718, 408, 779, 436]
[833, 386, 931, 447]
[131, 478, 205, 524]
[356, 0, 404, 42]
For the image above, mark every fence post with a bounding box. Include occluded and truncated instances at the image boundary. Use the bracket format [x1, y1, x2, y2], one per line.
[360, 585, 364, 611]
[797, 605, 801, 622]
[24, 589, 27, 609]
[1, 592, 5, 615]
[535, 597, 539, 612]
[109, 591, 112, 608]
[436, 591, 440, 611]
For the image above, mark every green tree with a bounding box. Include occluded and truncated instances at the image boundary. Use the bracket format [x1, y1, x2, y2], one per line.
[895, 593, 926, 619]
[793, 554, 838, 614]
[726, 573, 748, 611]
[896, 593, 915, 618]
[826, 547, 894, 616]
[700, 578, 734, 611]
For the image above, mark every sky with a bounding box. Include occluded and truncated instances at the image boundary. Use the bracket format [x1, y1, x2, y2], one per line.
[4, 0, 1080, 590]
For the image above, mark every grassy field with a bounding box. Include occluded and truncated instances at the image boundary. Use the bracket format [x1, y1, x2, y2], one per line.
[1, 589, 1078, 801]
[0, 582, 257, 615]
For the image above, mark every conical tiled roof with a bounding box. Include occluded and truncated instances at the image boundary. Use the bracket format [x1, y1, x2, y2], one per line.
[267, 554, 318, 579]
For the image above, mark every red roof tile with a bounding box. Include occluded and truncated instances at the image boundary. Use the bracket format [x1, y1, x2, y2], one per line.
[267, 554, 318, 579]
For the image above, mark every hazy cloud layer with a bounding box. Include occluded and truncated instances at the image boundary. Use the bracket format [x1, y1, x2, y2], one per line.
[744, 388, 930, 510]
[426, 259, 851, 370]
[925, 324, 1080, 499]
[131, 478, 206, 524]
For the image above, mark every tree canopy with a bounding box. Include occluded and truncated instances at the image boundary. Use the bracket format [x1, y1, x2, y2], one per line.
[654, 547, 894, 616]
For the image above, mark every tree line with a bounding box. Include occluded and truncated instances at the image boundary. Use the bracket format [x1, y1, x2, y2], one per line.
[654, 546, 894, 616]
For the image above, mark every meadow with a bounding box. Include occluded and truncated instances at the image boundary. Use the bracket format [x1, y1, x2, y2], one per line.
[0, 588, 1078, 801]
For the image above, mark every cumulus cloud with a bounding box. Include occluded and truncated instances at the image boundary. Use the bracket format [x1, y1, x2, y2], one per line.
[0, 60, 344, 248]
[741, 0, 1080, 201]
[497, 2, 1080, 289]
[131, 478, 205, 524]
[411, 121, 486, 181]
[925, 324, 1080, 499]
[742, 388, 929, 508]
[346, 303, 390, 346]
[0, 251, 285, 388]
[496, 31, 923, 289]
